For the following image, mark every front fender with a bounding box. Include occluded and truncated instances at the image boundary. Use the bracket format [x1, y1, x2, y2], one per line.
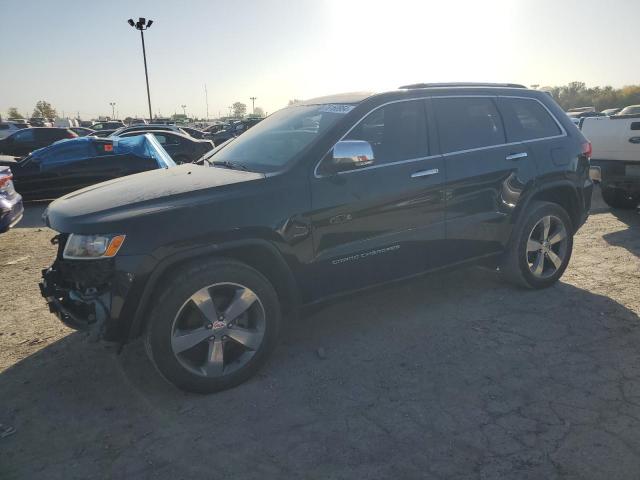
[125, 238, 299, 340]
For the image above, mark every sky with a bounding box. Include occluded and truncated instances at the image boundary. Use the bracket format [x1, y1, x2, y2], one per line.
[1, 0, 639, 121]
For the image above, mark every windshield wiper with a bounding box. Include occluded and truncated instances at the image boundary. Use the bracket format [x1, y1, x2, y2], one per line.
[210, 160, 248, 171]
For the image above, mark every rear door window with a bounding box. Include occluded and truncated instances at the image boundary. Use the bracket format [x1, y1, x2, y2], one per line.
[345, 99, 429, 164]
[499, 97, 562, 141]
[433, 97, 506, 153]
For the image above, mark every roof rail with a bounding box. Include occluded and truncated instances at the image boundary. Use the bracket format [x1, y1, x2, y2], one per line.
[399, 82, 527, 90]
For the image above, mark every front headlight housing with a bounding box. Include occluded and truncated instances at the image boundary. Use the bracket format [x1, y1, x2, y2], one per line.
[63, 233, 126, 260]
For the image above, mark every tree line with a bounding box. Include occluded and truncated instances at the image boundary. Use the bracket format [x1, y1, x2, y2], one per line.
[4, 101, 265, 122]
[6, 101, 56, 120]
[543, 82, 640, 112]
[7, 83, 639, 121]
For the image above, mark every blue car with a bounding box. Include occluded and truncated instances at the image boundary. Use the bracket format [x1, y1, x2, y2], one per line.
[0, 165, 24, 232]
[0, 134, 176, 201]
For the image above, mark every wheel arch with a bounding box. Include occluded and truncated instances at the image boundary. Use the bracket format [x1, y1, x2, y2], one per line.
[127, 240, 301, 340]
[515, 181, 583, 233]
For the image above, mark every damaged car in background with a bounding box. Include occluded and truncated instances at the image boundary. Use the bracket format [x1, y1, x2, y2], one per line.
[0, 134, 175, 200]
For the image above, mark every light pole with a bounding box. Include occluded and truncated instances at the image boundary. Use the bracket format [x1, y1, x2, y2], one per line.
[181, 104, 187, 117]
[250, 96, 257, 115]
[109, 102, 116, 119]
[127, 17, 154, 122]
[204, 84, 209, 121]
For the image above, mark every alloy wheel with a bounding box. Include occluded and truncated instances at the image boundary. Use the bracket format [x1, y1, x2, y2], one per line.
[170, 282, 266, 378]
[526, 215, 568, 279]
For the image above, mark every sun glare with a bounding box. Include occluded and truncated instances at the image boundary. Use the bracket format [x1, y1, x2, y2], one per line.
[322, 0, 518, 94]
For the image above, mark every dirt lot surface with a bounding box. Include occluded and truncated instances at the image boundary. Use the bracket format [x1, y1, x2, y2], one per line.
[1, 189, 639, 479]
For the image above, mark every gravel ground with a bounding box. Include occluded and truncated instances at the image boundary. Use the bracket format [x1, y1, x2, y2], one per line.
[1, 188, 639, 479]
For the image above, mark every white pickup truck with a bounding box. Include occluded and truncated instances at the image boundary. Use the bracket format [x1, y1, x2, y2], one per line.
[581, 115, 640, 209]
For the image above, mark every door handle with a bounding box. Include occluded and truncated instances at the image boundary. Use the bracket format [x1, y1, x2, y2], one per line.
[411, 168, 439, 178]
[506, 152, 528, 161]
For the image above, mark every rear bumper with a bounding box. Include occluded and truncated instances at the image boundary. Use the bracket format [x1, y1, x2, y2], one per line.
[590, 159, 640, 194]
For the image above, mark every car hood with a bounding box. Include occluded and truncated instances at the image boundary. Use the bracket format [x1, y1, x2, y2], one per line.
[44, 164, 265, 233]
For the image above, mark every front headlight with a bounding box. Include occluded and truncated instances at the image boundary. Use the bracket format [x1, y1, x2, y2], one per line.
[63, 233, 126, 260]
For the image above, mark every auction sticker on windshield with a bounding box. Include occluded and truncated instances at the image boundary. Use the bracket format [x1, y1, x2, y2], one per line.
[318, 104, 355, 114]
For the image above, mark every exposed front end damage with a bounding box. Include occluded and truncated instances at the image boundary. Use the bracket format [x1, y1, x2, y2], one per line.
[39, 234, 120, 342]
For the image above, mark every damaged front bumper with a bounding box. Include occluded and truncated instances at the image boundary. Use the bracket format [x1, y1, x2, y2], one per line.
[39, 234, 151, 343]
[40, 261, 113, 341]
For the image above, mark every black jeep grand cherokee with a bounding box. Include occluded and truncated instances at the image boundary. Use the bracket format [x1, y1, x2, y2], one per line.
[40, 83, 593, 393]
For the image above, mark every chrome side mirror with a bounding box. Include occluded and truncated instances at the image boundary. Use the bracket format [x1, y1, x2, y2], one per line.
[329, 140, 375, 173]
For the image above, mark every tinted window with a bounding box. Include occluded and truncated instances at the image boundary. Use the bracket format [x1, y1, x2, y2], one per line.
[38, 142, 90, 169]
[434, 97, 505, 153]
[13, 129, 35, 142]
[345, 100, 428, 164]
[499, 97, 561, 141]
[0, 124, 9, 130]
[153, 133, 180, 146]
[40, 129, 66, 140]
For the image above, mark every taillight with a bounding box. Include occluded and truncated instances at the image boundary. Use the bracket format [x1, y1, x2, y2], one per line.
[582, 141, 592, 159]
[0, 173, 13, 188]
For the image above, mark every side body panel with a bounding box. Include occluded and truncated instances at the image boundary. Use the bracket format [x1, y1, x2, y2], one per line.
[308, 156, 446, 298]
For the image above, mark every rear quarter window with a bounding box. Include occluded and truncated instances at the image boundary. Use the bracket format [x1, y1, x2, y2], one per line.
[153, 134, 180, 146]
[433, 97, 506, 153]
[41, 129, 66, 139]
[499, 97, 562, 141]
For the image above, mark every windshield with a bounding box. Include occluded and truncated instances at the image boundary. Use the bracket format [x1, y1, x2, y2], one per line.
[202, 104, 354, 172]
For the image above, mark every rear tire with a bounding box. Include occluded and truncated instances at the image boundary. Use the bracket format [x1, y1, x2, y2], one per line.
[144, 258, 281, 393]
[502, 201, 574, 289]
[601, 186, 639, 210]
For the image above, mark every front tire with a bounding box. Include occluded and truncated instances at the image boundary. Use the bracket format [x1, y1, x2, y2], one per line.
[502, 201, 574, 289]
[145, 258, 281, 393]
[601, 186, 639, 210]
